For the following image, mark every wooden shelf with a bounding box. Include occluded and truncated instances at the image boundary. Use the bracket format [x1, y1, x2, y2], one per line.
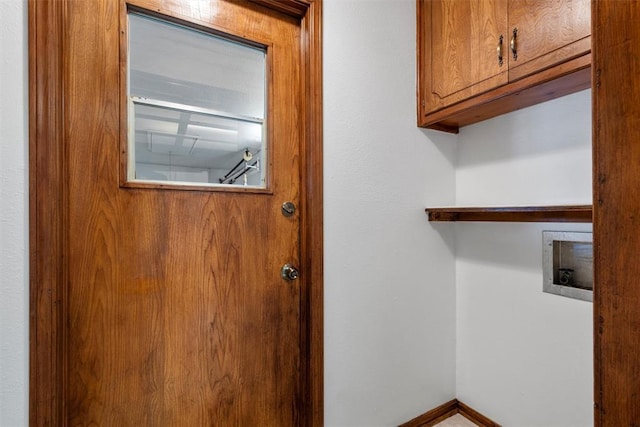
[426, 205, 592, 223]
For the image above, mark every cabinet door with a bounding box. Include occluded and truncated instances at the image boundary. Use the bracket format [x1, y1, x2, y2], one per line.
[508, 0, 590, 81]
[420, 0, 508, 115]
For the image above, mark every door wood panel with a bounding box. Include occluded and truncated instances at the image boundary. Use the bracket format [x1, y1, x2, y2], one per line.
[69, 1, 299, 424]
[29, 0, 324, 425]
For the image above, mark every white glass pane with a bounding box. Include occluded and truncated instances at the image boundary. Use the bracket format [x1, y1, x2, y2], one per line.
[128, 13, 267, 188]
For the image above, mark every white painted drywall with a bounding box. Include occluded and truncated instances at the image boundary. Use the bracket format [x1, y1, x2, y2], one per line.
[323, 0, 457, 425]
[455, 90, 593, 426]
[0, 0, 29, 425]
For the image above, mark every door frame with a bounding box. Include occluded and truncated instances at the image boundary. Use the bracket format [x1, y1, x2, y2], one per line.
[592, 1, 640, 424]
[28, 0, 323, 425]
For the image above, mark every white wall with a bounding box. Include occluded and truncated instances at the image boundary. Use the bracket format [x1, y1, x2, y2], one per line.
[324, 0, 455, 426]
[455, 90, 593, 426]
[323, 0, 457, 425]
[0, 0, 29, 425]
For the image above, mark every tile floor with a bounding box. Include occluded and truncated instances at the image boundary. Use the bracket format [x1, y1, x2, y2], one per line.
[434, 413, 479, 427]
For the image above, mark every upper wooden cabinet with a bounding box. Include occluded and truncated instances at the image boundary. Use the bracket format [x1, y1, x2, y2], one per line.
[418, 0, 591, 132]
[427, 0, 509, 112]
[508, 0, 591, 80]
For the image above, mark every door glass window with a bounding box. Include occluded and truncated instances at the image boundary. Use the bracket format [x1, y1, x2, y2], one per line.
[127, 13, 267, 188]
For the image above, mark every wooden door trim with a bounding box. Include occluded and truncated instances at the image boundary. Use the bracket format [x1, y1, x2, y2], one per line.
[250, 0, 311, 18]
[592, 1, 640, 424]
[298, 1, 323, 424]
[28, 0, 323, 425]
[28, 0, 66, 424]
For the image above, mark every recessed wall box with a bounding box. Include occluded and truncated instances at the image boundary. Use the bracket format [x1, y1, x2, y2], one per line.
[543, 231, 593, 302]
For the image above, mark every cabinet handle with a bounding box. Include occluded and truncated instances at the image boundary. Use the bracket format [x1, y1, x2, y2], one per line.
[510, 28, 518, 60]
[497, 35, 504, 66]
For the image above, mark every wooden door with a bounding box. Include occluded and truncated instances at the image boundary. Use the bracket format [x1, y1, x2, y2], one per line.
[420, 0, 508, 115]
[508, 0, 591, 81]
[29, 0, 324, 425]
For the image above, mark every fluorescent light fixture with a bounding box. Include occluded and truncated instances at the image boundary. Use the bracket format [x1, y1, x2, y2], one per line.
[146, 131, 237, 155]
[187, 124, 238, 142]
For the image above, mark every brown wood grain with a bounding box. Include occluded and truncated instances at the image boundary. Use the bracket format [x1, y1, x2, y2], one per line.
[68, 0, 299, 423]
[508, 0, 590, 80]
[421, 55, 591, 131]
[423, 0, 509, 113]
[298, 1, 324, 425]
[457, 401, 501, 427]
[399, 399, 458, 427]
[30, 0, 324, 425]
[418, 0, 591, 131]
[28, 0, 66, 424]
[250, 0, 310, 18]
[399, 399, 501, 427]
[426, 205, 592, 222]
[593, 1, 640, 425]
